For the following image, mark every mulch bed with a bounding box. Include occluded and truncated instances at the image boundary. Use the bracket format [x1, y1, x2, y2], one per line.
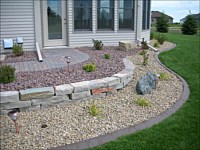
[0, 46, 141, 92]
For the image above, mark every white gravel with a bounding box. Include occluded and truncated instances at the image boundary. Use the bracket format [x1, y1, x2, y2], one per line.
[0, 42, 183, 150]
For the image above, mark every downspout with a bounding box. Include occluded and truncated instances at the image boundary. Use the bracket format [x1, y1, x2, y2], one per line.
[135, 0, 138, 41]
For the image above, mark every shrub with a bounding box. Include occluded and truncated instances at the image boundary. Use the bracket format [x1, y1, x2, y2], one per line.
[92, 39, 104, 50]
[181, 15, 198, 35]
[141, 38, 149, 49]
[134, 97, 151, 107]
[0, 65, 16, 83]
[156, 13, 169, 33]
[143, 53, 149, 66]
[153, 41, 160, 48]
[83, 63, 96, 72]
[159, 72, 171, 80]
[89, 102, 100, 117]
[150, 32, 155, 40]
[104, 53, 110, 59]
[139, 50, 147, 55]
[156, 33, 167, 45]
[12, 44, 23, 56]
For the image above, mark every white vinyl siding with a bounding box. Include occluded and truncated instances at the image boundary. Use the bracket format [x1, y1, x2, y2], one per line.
[0, 0, 35, 53]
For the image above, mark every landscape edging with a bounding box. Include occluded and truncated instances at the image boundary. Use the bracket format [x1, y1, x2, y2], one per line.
[0, 57, 135, 114]
[50, 43, 190, 150]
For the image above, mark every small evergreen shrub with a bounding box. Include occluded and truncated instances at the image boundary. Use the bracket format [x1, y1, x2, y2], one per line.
[104, 54, 110, 59]
[89, 102, 100, 117]
[150, 32, 155, 40]
[134, 97, 151, 107]
[12, 44, 23, 56]
[159, 72, 171, 80]
[0, 65, 16, 83]
[83, 63, 96, 72]
[139, 50, 147, 55]
[181, 15, 198, 35]
[153, 41, 160, 48]
[92, 39, 104, 50]
[156, 13, 169, 33]
[141, 38, 149, 49]
[156, 33, 167, 45]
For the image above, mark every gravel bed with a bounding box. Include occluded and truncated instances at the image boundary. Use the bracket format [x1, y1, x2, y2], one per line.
[0, 42, 183, 150]
[2, 51, 39, 63]
[0, 46, 139, 92]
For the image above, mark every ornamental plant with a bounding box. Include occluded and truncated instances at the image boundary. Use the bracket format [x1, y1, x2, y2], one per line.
[141, 38, 149, 49]
[89, 101, 101, 117]
[159, 72, 171, 80]
[181, 15, 198, 35]
[12, 44, 23, 56]
[134, 97, 151, 107]
[92, 39, 104, 50]
[153, 41, 160, 48]
[83, 63, 96, 72]
[0, 64, 16, 83]
[104, 53, 110, 59]
[156, 33, 167, 45]
[156, 13, 169, 33]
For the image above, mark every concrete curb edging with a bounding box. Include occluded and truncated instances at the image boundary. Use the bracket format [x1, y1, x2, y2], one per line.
[50, 44, 190, 150]
[0, 57, 135, 114]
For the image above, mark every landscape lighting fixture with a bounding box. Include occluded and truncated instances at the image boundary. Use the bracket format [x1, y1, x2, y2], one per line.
[7, 108, 20, 133]
[65, 56, 71, 74]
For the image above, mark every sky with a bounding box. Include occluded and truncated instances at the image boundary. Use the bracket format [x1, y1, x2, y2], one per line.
[151, 0, 200, 22]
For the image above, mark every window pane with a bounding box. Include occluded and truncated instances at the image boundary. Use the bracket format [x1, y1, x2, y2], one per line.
[74, 0, 92, 30]
[47, 0, 62, 39]
[142, 0, 147, 30]
[119, 0, 134, 30]
[97, 0, 114, 30]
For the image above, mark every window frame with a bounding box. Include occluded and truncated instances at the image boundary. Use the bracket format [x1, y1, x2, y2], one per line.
[118, 0, 135, 30]
[97, 0, 115, 31]
[142, 0, 151, 30]
[73, 0, 93, 31]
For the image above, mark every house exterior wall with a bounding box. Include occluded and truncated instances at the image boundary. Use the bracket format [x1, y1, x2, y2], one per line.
[0, 0, 35, 53]
[0, 0, 151, 53]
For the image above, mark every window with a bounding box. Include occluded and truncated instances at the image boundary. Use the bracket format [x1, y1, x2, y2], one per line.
[119, 0, 135, 30]
[74, 0, 92, 31]
[97, 0, 114, 30]
[142, 0, 151, 30]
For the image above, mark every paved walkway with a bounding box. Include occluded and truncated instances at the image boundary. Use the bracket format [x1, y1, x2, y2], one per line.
[7, 49, 89, 72]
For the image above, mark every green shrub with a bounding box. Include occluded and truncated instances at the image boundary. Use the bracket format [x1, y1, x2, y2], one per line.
[83, 63, 96, 72]
[153, 41, 160, 48]
[104, 54, 110, 59]
[0, 65, 16, 83]
[159, 72, 171, 80]
[141, 38, 149, 49]
[156, 13, 169, 33]
[92, 39, 104, 50]
[181, 15, 198, 35]
[89, 102, 100, 117]
[156, 33, 167, 45]
[139, 50, 147, 55]
[134, 97, 151, 107]
[12, 44, 23, 56]
[150, 32, 155, 40]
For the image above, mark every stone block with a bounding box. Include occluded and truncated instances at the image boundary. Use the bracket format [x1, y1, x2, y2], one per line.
[119, 41, 136, 51]
[102, 77, 120, 87]
[0, 101, 31, 110]
[91, 87, 113, 95]
[70, 91, 91, 100]
[123, 58, 135, 71]
[88, 79, 109, 89]
[118, 69, 134, 76]
[113, 83, 124, 90]
[123, 77, 133, 87]
[70, 81, 89, 93]
[0, 54, 6, 61]
[31, 96, 69, 106]
[55, 84, 74, 96]
[19, 87, 54, 101]
[112, 73, 129, 83]
[0, 91, 19, 103]
[90, 93, 107, 99]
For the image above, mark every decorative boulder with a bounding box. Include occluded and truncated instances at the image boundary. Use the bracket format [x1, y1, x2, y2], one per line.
[136, 71, 157, 95]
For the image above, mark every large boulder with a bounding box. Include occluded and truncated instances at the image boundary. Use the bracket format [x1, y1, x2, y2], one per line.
[136, 71, 157, 95]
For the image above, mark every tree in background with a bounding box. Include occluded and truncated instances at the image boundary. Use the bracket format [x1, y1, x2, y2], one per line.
[181, 15, 198, 35]
[156, 13, 169, 33]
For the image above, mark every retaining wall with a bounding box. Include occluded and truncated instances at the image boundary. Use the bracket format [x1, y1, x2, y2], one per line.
[0, 57, 135, 114]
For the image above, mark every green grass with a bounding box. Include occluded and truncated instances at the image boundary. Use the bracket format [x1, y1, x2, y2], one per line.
[90, 32, 200, 150]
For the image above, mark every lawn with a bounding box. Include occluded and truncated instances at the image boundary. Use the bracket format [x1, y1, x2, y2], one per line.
[90, 32, 200, 150]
